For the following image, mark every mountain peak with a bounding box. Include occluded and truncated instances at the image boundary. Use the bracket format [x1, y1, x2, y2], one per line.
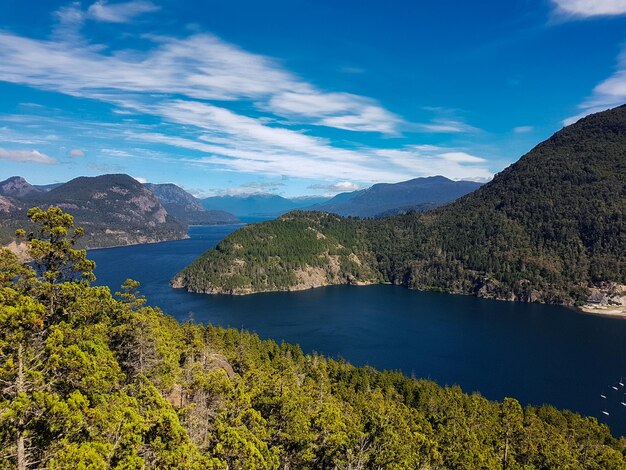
[0, 175, 41, 198]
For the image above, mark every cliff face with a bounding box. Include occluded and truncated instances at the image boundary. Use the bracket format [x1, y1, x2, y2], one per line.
[173, 105, 626, 304]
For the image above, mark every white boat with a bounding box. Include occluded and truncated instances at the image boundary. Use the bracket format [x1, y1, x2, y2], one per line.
[602, 410, 610, 416]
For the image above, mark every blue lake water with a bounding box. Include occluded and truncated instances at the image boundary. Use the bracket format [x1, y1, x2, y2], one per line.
[89, 224, 626, 436]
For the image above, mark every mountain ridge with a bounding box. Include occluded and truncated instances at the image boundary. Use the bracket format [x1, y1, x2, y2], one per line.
[308, 176, 483, 217]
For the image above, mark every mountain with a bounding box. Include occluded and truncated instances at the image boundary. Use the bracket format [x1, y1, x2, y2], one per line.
[307, 176, 483, 217]
[0, 174, 187, 249]
[201, 193, 330, 217]
[0, 176, 43, 198]
[199, 178, 480, 219]
[144, 183, 238, 225]
[173, 105, 626, 306]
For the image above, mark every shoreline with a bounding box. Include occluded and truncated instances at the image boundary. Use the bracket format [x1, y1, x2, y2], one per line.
[176, 276, 626, 321]
[577, 304, 626, 319]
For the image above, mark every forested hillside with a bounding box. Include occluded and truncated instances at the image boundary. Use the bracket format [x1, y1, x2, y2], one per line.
[1, 207, 624, 469]
[174, 105, 626, 305]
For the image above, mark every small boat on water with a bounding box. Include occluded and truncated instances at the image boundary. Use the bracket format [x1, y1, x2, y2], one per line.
[602, 410, 610, 416]
[611, 386, 618, 390]
[601, 394, 607, 398]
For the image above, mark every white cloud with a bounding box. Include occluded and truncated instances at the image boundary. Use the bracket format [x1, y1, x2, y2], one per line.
[268, 92, 401, 133]
[564, 50, 626, 125]
[87, 1, 160, 23]
[308, 181, 361, 193]
[0, 147, 57, 164]
[551, 0, 626, 17]
[437, 152, 486, 163]
[132, 176, 148, 183]
[0, 21, 491, 182]
[0, 31, 401, 134]
[513, 126, 533, 133]
[69, 148, 85, 157]
[240, 181, 285, 189]
[125, 106, 493, 182]
[413, 119, 479, 134]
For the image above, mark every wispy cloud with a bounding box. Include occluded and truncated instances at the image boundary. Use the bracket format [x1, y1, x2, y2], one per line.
[87, 1, 160, 23]
[551, 0, 626, 18]
[413, 119, 479, 134]
[0, 9, 491, 183]
[513, 125, 533, 133]
[0, 147, 57, 164]
[241, 181, 286, 190]
[127, 120, 493, 182]
[69, 148, 85, 157]
[564, 49, 626, 125]
[0, 29, 401, 134]
[267, 92, 401, 133]
[207, 180, 288, 196]
[308, 181, 361, 193]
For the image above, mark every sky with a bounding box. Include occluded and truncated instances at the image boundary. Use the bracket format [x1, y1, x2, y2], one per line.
[1, 0, 626, 197]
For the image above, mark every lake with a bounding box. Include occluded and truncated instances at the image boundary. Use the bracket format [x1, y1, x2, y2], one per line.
[89, 224, 626, 436]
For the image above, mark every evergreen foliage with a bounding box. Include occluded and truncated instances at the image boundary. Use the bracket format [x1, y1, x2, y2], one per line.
[175, 105, 626, 304]
[0, 207, 625, 468]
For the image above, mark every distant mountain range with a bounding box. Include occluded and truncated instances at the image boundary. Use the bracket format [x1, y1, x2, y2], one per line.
[308, 176, 483, 217]
[200, 194, 329, 217]
[200, 177, 481, 218]
[0, 175, 239, 249]
[0, 172, 482, 250]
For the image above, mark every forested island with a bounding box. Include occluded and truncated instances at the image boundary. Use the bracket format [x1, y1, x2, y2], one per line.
[173, 105, 626, 309]
[1, 207, 625, 468]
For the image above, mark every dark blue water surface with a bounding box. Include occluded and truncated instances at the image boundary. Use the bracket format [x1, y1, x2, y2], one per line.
[90, 225, 626, 436]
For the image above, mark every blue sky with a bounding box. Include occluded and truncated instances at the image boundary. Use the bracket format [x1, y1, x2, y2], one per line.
[1, 0, 626, 197]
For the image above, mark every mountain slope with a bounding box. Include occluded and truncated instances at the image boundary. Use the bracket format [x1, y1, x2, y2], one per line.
[307, 176, 483, 217]
[1, 174, 187, 248]
[174, 105, 626, 304]
[145, 182, 238, 225]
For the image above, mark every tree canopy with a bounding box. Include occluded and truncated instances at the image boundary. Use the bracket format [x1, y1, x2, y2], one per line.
[1, 207, 624, 468]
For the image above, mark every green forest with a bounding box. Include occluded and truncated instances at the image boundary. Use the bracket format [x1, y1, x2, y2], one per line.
[1, 207, 625, 469]
[175, 104, 626, 305]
